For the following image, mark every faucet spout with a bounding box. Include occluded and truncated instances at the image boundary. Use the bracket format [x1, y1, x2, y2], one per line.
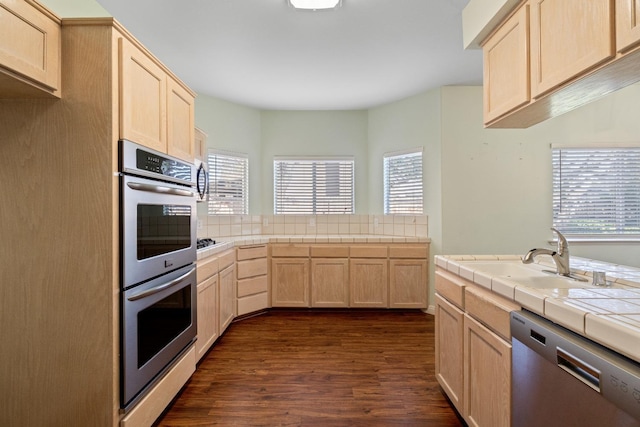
[522, 228, 571, 276]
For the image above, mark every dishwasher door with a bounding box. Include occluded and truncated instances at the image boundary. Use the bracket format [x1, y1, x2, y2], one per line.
[511, 310, 640, 427]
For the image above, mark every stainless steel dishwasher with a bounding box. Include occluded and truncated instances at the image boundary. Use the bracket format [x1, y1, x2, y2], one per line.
[511, 310, 640, 427]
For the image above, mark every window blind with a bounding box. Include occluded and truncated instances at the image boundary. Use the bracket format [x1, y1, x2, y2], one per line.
[383, 150, 423, 214]
[552, 147, 640, 236]
[274, 158, 354, 214]
[207, 151, 249, 215]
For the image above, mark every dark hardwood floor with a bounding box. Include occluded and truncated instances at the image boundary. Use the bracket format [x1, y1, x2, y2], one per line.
[155, 309, 464, 426]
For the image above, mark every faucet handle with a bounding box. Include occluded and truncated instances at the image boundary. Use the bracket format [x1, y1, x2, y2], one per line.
[551, 227, 568, 253]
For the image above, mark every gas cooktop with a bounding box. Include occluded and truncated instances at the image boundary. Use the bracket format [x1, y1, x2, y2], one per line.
[196, 238, 216, 249]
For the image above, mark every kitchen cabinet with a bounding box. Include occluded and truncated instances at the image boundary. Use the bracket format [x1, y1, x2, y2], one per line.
[529, 0, 614, 98]
[218, 250, 236, 334]
[463, 314, 511, 427]
[119, 37, 195, 162]
[271, 244, 310, 307]
[388, 246, 429, 309]
[435, 268, 518, 426]
[482, 1, 530, 123]
[237, 244, 268, 316]
[616, 0, 640, 53]
[310, 246, 350, 307]
[194, 127, 207, 161]
[349, 246, 388, 308]
[434, 294, 464, 414]
[0, 0, 61, 98]
[195, 256, 219, 362]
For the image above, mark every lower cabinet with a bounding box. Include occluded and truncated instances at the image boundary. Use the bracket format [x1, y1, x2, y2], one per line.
[271, 258, 310, 307]
[311, 258, 349, 307]
[389, 259, 428, 308]
[463, 314, 511, 427]
[237, 244, 269, 316]
[435, 268, 515, 427]
[195, 274, 218, 361]
[350, 258, 388, 307]
[219, 263, 236, 334]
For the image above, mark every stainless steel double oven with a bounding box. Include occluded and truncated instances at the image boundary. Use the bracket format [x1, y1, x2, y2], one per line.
[119, 140, 198, 410]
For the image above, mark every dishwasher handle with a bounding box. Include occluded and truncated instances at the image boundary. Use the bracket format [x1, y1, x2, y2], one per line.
[557, 347, 601, 392]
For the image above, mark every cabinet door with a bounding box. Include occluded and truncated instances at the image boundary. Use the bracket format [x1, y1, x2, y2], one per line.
[463, 314, 511, 427]
[311, 258, 349, 307]
[616, 0, 640, 52]
[483, 3, 530, 124]
[435, 294, 464, 415]
[194, 127, 207, 161]
[530, 0, 615, 98]
[389, 259, 427, 308]
[271, 258, 310, 307]
[349, 258, 388, 307]
[219, 264, 236, 334]
[119, 38, 167, 153]
[0, 0, 61, 96]
[196, 274, 218, 362]
[167, 77, 195, 162]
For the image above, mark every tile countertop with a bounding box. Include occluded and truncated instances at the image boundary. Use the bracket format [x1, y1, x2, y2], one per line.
[435, 254, 640, 363]
[197, 235, 431, 260]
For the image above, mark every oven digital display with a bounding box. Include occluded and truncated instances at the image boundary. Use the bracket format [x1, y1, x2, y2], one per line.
[135, 148, 192, 182]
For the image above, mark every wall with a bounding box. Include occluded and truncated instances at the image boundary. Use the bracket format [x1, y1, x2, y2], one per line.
[195, 95, 262, 214]
[260, 110, 369, 214]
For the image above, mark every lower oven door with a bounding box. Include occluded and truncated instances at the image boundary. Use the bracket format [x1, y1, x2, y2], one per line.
[121, 264, 197, 409]
[121, 173, 197, 288]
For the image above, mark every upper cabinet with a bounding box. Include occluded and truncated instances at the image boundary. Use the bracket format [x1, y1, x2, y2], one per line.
[119, 37, 195, 162]
[616, 0, 640, 53]
[0, 0, 61, 98]
[194, 127, 207, 162]
[529, 0, 614, 98]
[479, 0, 640, 128]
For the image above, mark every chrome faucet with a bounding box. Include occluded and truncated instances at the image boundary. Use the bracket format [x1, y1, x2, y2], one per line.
[522, 227, 571, 276]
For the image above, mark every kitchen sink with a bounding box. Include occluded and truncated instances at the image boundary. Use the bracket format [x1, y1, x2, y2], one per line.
[458, 260, 548, 278]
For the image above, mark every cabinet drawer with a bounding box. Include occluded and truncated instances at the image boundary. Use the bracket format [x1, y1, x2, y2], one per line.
[350, 246, 387, 258]
[389, 245, 428, 259]
[197, 256, 219, 283]
[435, 269, 466, 309]
[237, 245, 267, 261]
[238, 292, 269, 316]
[237, 258, 267, 279]
[310, 245, 349, 258]
[218, 249, 235, 270]
[465, 286, 519, 341]
[271, 245, 309, 258]
[238, 275, 268, 297]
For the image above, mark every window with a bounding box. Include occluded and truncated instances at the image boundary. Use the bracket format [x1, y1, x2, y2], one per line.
[552, 146, 640, 237]
[383, 149, 423, 214]
[207, 150, 249, 215]
[274, 157, 354, 214]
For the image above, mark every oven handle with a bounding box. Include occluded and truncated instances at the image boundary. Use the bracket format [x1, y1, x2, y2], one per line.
[127, 182, 195, 197]
[127, 267, 196, 301]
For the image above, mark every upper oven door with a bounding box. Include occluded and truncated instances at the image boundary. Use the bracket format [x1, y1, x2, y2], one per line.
[121, 174, 197, 288]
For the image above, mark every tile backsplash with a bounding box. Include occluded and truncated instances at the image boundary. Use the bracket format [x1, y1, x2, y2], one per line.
[199, 214, 428, 239]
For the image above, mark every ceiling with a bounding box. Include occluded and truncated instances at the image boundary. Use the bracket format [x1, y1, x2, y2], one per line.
[92, 0, 482, 110]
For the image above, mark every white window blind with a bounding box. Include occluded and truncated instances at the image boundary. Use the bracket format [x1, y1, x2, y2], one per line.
[274, 157, 354, 214]
[383, 149, 423, 214]
[552, 147, 640, 236]
[207, 151, 249, 215]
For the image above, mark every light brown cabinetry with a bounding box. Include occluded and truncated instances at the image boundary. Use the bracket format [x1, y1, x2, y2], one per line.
[218, 251, 236, 334]
[350, 246, 388, 308]
[119, 37, 195, 162]
[237, 245, 268, 316]
[194, 127, 207, 161]
[529, 0, 614, 98]
[0, 0, 61, 98]
[435, 268, 517, 426]
[482, 2, 530, 123]
[617, 0, 640, 52]
[195, 255, 219, 361]
[388, 246, 428, 309]
[310, 246, 350, 307]
[271, 246, 310, 307]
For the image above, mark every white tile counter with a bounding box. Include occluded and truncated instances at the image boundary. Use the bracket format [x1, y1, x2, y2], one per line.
[435, 254, 640, 362]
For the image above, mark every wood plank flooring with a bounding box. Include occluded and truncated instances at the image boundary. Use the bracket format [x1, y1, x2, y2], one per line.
[155, 309, 464, 426]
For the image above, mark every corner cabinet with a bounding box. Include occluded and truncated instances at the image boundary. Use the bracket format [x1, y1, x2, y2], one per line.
[0, 0, 61, 98]
[218, 250, 236, 334]
[237, 244, 269, 316]
[119, 37, 195, 162]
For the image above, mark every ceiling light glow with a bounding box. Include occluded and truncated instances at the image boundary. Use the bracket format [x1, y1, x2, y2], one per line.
[288, 0, 342, 10]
